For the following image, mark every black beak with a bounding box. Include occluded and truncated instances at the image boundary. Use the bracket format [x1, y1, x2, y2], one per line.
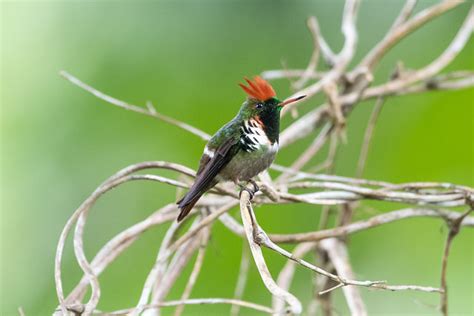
[280, 95, 306, 107]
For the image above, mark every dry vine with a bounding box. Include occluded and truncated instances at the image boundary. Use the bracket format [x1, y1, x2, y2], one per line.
[54, 1, 473, 315]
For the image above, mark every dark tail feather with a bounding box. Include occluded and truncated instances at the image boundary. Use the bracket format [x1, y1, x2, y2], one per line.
[177, 180, 217, 222]
[177, 193, 203, 222]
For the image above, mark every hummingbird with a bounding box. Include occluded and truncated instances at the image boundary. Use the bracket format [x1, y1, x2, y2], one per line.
[177, 76, 305, 221]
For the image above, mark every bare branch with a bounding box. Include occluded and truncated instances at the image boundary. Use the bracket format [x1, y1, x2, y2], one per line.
[356, 96, 385, 177]
[319, 238, 367, 316]
[310, 16, 337, 67]
[274, 243, 315, 312]
[281, 0, 360, 114]
[55, 161, 199, 313]
[242, 192, 442, 297]
[360, 0, 462, 70]
[365, 7, 474, 96]
[230, 245, 251, 316]
[440, 208, 473, 315]
[308, 131, 339, 174]
[168, 201, 238, 253]
[292, 17, 321, 90]
[18, 307, 26, 316]
[133, 220, 184, 315]
[390, 0, 418, 30]
[60, 71, 211, 141]
[64, 206, 177, 305]
[399, 72, 474, 93]
[99, 298, 275, 315]
[279, 69, 474, 149]
[278, 123, 332, 183]
[270, 208, 474, 244]
[174, 223, 211, 316]
[280, 6, 473, 150]
[261, 69, 325, 81]
[240, 188, 302, 315]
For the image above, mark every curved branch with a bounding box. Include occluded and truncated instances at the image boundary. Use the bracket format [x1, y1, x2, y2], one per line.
[60, 71, 211, 141]
[270, 208, 474, 243]
[240, 189, 303, 315]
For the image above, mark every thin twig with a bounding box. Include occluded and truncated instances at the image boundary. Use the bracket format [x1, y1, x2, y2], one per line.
[292, 17, 321, 89]
[240, 187, 302, 315]
[440, 208, 473, 315]
[281, 0, 360, 114]
[60, 71, 211, 141]
[278, 124, 333, 183]
[17, 307, 26, 316]
[174, 222, 211, 316]
[168, 201, 238, 253]
[390, 0, 418, 30]
[359, 0, 462, 70]
[230, 245, 251, 316]
[280, 6, 473, 150]
[356, 96, 385, 178]
[98, 298, 275, 315]
[133, 220, 184, 316]
[364, 7, 474, 96]
[261, 69, 325, 81]
[269, 208, 474, 244]
[319, 238, 367, 315]
[308, 131, 339, 174]
[274, 242, 316, 312]
[74, 207, 171, 312]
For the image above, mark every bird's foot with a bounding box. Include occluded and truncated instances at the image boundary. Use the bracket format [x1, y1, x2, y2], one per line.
[238, 180, 259, 200]
[239, 186, 255, 200]
[248, 179, 260, 193]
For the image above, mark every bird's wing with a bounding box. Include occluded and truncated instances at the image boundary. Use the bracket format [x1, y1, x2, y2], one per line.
[178, 136, 240, 208]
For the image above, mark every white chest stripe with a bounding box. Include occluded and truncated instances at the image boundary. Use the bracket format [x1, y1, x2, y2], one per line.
[240, 119, 272, 152]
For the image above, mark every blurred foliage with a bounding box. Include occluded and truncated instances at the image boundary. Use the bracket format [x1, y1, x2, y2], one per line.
[1, 0, 473, 315]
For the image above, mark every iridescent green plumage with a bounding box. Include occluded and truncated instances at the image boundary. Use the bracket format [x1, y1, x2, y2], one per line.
[177, 77, 304, 221]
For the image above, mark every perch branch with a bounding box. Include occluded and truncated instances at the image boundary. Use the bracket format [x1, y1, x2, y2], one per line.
[240, 188, 302, 315]
[242, 185, 444, 304]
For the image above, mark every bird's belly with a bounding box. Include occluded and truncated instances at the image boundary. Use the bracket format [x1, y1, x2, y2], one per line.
[219, 144, 278, 182]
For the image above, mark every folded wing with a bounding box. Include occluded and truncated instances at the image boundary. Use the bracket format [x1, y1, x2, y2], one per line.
[177, 137, 240, 221]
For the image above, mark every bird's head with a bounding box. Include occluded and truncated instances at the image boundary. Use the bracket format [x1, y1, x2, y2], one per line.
[238, 76, 305, 120]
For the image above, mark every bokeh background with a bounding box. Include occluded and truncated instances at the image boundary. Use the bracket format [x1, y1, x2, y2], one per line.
[1, 0, 473, 315]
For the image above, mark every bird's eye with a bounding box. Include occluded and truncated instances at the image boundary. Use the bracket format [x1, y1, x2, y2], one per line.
[256, 103, 263, 109]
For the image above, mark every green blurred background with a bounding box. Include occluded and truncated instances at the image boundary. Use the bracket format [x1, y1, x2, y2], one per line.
[1, 0, 473, 315]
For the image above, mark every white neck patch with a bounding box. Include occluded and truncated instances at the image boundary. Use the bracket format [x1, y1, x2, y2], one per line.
[240, 119, 271, 152]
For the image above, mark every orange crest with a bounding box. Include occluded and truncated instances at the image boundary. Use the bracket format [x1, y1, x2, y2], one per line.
[239, 76, 276, 101]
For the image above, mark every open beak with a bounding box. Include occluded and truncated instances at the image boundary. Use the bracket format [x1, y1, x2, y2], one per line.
[279, 95, 306, 107]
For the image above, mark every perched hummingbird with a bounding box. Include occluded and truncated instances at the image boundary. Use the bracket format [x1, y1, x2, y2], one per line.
[177, 76, 305, 221]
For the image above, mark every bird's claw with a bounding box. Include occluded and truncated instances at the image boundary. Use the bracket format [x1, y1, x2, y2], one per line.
[248, 179, 260, 193]
[239, 180, 260, 200]
[239, 187, 255, 200]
